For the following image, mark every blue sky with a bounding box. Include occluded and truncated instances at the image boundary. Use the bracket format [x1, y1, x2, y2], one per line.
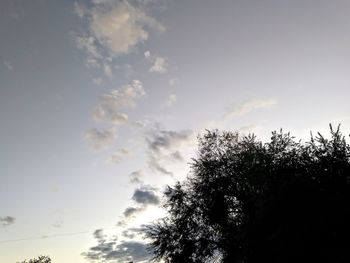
[1, 0, 350, 262]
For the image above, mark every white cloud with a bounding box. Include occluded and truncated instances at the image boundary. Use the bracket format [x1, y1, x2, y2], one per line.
[3, 61, 14, 71]
[89, 1, 165, 56]
[93, 80, 145, 125]
[85, 128, 117, 150]
[224, 99, 277, 120]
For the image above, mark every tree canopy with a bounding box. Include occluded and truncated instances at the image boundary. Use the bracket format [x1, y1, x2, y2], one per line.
[17, 256, 51, 263]
[146, 125, 350, 263]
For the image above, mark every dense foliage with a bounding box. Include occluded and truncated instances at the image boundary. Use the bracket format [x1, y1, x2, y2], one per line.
[146, 125, 350, 263]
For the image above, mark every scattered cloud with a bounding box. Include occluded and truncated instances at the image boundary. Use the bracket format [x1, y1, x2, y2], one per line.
[149, 56, 167, 73]
[145, 127, 194, 175]
[107, 148, 131, 164]
[144, 50, 151, 58]
[123, 206, 145, 218]
[51, 220, 64, 228]
[164, 93, 177, 107]
[3, 61, 14, 71]
[75, 0, 165, 80]
[148, 154, 173, 175]
[0, 216, 16, 227]
[146, 129, 192, 154]
[144, 50, 168, 73]
[93, 80, 145, 125]
[76, 36, 102, 67]
[122, 227, 146, 239]
[79, 0, 164, 57]
[132, 185, 160, 205]
[129, 170, 143, 184]
[93, 229, 106, 241]
[170, 150, 183, 161]
[82, 229, 151, 262]
[223, 99, 277, 120]
[85, 127, 117, 150]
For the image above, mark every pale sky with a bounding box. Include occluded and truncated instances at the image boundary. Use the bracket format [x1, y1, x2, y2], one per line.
[1, 0, 350, 262]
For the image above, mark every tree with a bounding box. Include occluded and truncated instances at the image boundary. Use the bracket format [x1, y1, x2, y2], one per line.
[146, 125, 350, 263]
[17, 255, 51, 263]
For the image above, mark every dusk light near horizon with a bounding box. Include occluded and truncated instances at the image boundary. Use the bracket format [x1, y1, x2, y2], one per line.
[1, 0, 350, 262]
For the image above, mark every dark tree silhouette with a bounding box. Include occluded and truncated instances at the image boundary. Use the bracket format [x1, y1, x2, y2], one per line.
[17, 255, 51, 263]
[146, 125, 350, 263]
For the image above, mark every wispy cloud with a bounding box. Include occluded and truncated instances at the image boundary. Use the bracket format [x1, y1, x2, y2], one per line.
[168, 78, 177, 87]
[0, 216, 16, 227]
[3, 61, 14, 71]
[223, 99, 277, 120]
[75, 36, 102, 67]
[150, 56, 167, 73]
[163, 93, 177, 107]
[51, 220, 64, 228]
[85, 128, 117, 150]
[107, 148, 131, 164]
[129, 170, 144, 184]
[123, 206, 145, 218]
[93, 80, 145, 125]
[73, 2, 85, 19]
[144, 50, 168, 73]
[145, 126, 194, 175]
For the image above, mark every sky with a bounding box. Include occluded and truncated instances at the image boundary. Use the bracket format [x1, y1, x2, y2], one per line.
[1, 0, 350, 262]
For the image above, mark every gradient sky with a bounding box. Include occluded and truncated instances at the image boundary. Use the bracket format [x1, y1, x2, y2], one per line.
[1, 0, 350, 262]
